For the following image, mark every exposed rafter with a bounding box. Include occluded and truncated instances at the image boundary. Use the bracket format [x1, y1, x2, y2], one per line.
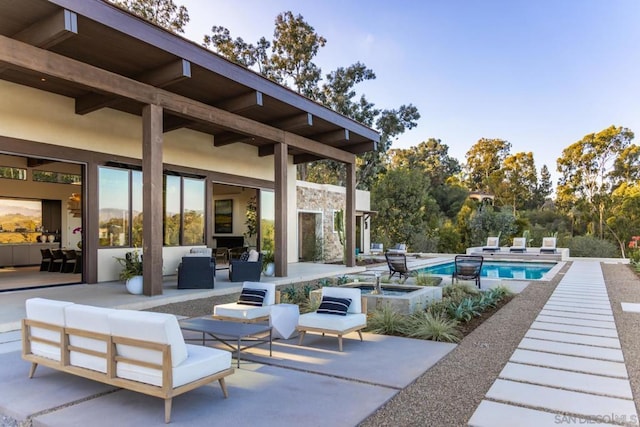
[271, 113, 313, 131]
[213, 132, 255, 147]
[163, 115, 193, 133]
[75, 59, 192, 115]
[13, 9, 77, 49]
[315, 129, 350, 144]
[216, 91, 263, 113]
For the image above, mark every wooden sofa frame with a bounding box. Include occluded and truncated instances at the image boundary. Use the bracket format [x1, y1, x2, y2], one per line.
[22, 318, 234, 423]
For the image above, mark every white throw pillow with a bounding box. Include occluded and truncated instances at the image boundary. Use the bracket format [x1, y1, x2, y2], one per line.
[248, 249, 260, 262]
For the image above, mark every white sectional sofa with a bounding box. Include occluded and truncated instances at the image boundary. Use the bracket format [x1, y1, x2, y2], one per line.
[22, 298, 234, 423]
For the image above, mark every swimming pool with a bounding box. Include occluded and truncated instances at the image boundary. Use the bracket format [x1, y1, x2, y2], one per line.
[417, 260, 556, 280]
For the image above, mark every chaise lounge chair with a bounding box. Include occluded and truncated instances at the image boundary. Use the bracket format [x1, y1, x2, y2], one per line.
[540, 237, 557, 254]
[386, 243, 407, 254]
[482, 237, 500, 252]
[385, 252, 411, 281]
[509, 237, 527, 253]
[452, 255, 483, 289]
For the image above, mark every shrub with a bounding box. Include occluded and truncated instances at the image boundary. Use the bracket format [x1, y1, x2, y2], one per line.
[415, 273, 441, 286]
[443, 283, 480, 304]
[408, 311, 461, 343]
[366, 305, 411, 336]
[447, 297, 482, 322]
[567, 235, 618, 258]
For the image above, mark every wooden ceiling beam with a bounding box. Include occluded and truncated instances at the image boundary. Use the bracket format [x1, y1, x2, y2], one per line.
[216, 91, 263, 113]
[258, 144, 275, 157]
[271, 113, 312, 131]
[293, 154, 322, 164]
[213, 132, 254, 147]
[13, 9, 78, 49]
[163, 115, 193, 133]
[344, 141, 377, 154]
[314, 129, 350, 144]
[0, 35, 354, 163]
[75, 59, 191, 115]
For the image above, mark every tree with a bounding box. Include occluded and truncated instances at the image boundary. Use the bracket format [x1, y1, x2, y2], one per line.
[534, 164, 553, 208]
[606, 182, 640, 258]
[388, 138, 465, 218]
[497, 152, 538, 213]
[371, 168, 437, 249]
[464, 138, 512, 193]
[556, 125, 635, 238]
[110, 0, 189, 33]
[202, 13, 419, 190]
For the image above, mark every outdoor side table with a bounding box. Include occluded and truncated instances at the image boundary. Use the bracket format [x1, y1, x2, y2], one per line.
[270, 303, 300, 339]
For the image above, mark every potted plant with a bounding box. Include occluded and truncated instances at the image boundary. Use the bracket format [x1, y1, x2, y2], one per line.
[115, 250, 143, 294]
[262, 250, 275, 276]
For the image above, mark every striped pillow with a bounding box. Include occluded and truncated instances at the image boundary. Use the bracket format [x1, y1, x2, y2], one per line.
[317, 296, 352, 316]
[238, 288, 267, 306]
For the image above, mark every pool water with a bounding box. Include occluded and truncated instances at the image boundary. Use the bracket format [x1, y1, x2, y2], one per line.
[417, 261, 555, 280]
[354, 285, 416, 296]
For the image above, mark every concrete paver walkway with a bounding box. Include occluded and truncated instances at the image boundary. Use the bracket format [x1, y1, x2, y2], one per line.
[469, 261, 639, 426]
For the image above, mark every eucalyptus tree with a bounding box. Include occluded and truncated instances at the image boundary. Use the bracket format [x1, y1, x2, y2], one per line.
[464, 138, 512, 194]
[110, 0, 189, 33]
[498, 152, 538, 213]
[556, 125, 635, 238]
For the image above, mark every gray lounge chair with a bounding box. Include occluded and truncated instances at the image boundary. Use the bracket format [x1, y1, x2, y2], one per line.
[385, 252, 411, 280]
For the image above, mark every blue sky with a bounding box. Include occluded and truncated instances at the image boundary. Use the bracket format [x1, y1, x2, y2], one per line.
[180, 0, 640, 187]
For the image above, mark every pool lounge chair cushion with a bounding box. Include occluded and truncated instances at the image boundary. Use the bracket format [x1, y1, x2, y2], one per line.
[509, 237, 527, 253]
[483, 237, 500, 252]
[540, 237, 557, 254]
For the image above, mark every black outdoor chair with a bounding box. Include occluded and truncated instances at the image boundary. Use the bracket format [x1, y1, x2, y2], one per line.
[177, 255, 215, 289]
[452, 255, 484, 289]
[385, 252, 411, 281]
[229, 251, 263, 282]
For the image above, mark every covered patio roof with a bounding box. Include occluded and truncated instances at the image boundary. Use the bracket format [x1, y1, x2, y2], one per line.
[0, 0, 379, 163]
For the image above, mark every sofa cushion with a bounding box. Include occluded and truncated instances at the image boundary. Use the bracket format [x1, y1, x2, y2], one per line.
[65, 304, 115, 373]
[108, 310, 188, 369]
[321, 287, 362, 314]
[317, 296, 351, 316]
[247, 249, 260, 262]
[213, 302, 272, 320]
[298, 312, 367, 332]
[25, 298, 75, 361]
[116, 344, 231, 387]
[238, 288, 267, 306]
[239, 252, 250, 262]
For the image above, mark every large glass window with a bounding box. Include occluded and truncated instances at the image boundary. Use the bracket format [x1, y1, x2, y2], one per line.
[260, 190, 275, 252]
[99, 167, 130, 247]
[182, 178, 205, 245]
[163, 175, 181, 246]
[99, 166, 205, 247]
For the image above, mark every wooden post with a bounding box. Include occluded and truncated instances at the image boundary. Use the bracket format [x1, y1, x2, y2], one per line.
[345, 162, 356, 267]
[142, 104, 164, 296]
[274, 142, 288, 277]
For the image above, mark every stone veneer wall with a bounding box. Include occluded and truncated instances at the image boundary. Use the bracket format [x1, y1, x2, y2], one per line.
[297, 185, 345, 262]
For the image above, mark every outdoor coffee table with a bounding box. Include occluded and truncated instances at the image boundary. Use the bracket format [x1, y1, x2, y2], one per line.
[179, 317, 272, 368]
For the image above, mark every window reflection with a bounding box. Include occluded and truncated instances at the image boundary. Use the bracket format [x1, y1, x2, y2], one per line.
[260, 190, 275, 252]
[98, 167, 129, 247]
[164, 175, 181, 246]
[182, 178, 205, 245]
